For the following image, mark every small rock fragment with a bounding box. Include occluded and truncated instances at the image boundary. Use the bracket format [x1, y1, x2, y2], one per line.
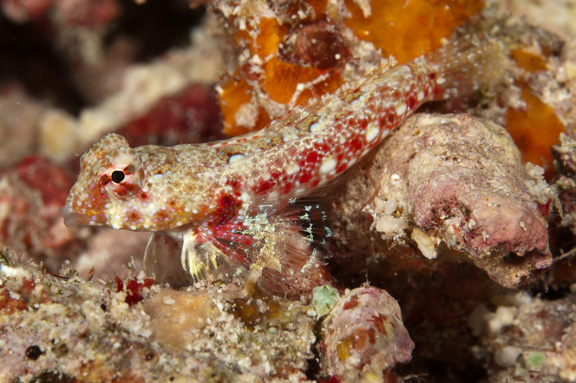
[319, 286, 414, 383]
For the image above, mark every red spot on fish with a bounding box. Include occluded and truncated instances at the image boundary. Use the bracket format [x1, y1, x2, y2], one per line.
[336, 162, 348, 174]
[255, 180, 275, 194]
[378, 115, 387, 128]
[349, 137, 363, 153]
[153, 210, 170, 224]
[299, 172, 312, 184]
[282, 182, 294, 195]
[211, 193, 242, 225]
[128, 210, 141, 223]
[306, 151, 319, 164]
[99, 174, 111, 185]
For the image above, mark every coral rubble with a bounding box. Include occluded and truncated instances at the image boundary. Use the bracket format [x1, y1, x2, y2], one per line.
[0, 257, 318, 382]
[473, 292, 576, 382]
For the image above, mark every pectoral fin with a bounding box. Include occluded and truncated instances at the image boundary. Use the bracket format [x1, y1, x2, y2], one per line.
[143, 233, 191, 287]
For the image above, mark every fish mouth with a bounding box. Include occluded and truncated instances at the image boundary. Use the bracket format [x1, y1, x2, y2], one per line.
[60, 204, 91, 227]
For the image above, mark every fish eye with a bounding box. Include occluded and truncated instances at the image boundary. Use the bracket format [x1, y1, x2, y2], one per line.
[111, 170, 126, 184]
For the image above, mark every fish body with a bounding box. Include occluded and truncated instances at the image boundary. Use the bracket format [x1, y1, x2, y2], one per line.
[62, 36, 501, 280]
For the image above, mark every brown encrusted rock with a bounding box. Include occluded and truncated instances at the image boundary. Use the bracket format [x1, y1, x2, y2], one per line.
[329, 113, 553, 288]
[319, 286, 414, 383]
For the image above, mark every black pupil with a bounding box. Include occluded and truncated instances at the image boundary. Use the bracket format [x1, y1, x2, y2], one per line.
[25, 345, 43, 360]
[111, 170, 125, 183]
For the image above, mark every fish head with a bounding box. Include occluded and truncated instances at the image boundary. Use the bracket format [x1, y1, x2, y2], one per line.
[61, 133, 226, 232]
